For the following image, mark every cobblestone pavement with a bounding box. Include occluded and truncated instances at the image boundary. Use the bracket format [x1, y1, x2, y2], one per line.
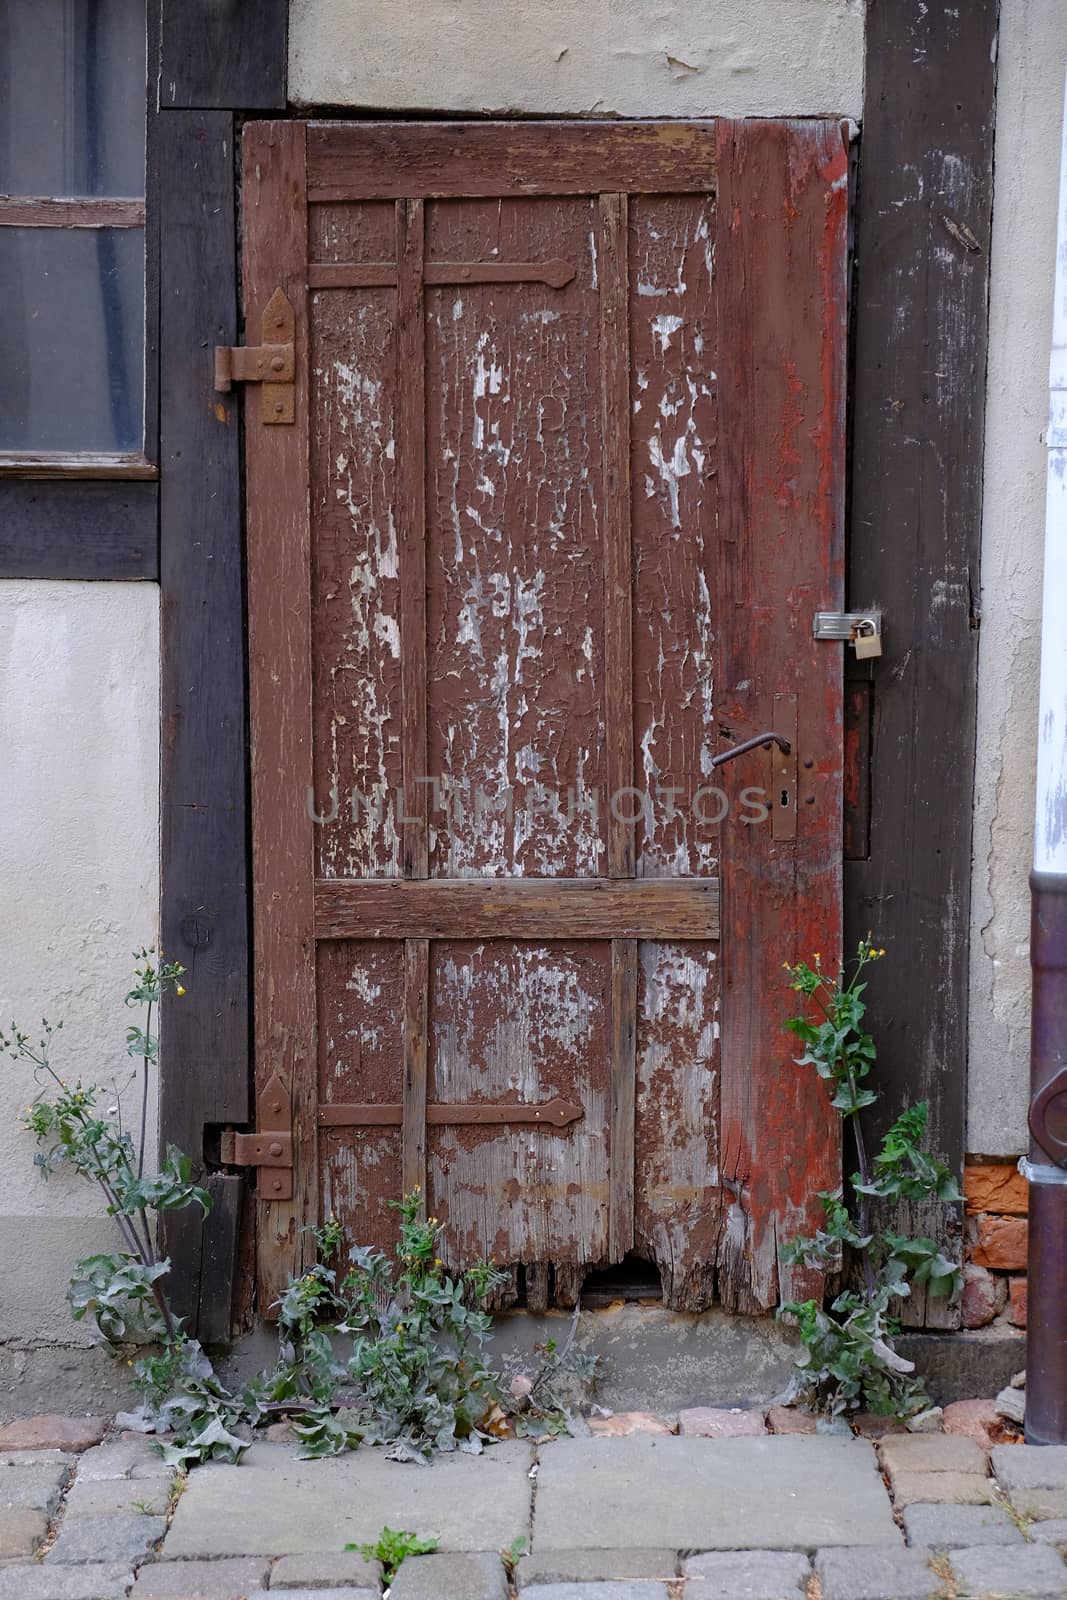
[0, 1408, 1065, 1599]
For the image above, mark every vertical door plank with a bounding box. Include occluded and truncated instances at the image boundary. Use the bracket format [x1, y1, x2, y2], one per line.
[402, 938, 430, 1200]
[600, 192, 635, 881]
[601, 192, 638, 1266]
[397, 198, 429, 881]
[609, 938, 638, 1259]
[158, 108, 248, 1337]
[714, 119, 847, 1313]
[847, 1, 996, 1326]
[243, 121, 318, 1309]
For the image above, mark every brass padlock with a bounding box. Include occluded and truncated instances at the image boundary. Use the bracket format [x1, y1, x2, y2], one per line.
[852, 618, 883, 660]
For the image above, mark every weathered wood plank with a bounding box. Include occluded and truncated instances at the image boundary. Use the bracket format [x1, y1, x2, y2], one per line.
[600, 193, 635, 881]
[713, 119, 847, 1313]
[609, 940, 638, 1259]
[243, 121, 317, 1307]
[307, 121, 718, 200]
[0, 197, 144, 227]
[396, 198, 428, 880]
[401, 939, 429, 1200]
[159, 0, 287, 110]
[308, 260, 576, 289]
[157, 110, 247, 1334]
[314, 878, 720, 941]
[846, 0, 997, 1322]
[0, 479, 158, 579]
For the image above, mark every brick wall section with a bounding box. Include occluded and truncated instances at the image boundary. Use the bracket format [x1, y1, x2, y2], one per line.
[962, 1162, 1028, 1329]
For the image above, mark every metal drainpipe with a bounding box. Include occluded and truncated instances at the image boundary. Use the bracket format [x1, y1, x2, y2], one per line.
[1025, 66, 1067, 1448]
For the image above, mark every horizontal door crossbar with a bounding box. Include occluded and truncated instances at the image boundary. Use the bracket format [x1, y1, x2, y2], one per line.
[319, 1097, 583, 1128]
[314, 876, 720, 941]
[309, 259, 576, 290]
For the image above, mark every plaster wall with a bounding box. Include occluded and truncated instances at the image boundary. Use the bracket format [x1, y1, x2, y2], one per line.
[0, 581, 160, 1343]
[288, 0, 865, 119]
[968, 0, 1067, 1155]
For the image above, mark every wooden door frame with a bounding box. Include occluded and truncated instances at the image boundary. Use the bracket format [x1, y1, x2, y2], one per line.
[152, 0, 998, 1339]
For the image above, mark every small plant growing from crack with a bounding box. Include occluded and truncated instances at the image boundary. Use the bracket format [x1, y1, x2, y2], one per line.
[9, 956, 598, 1470]
[346, 1525, 438, 1585]
[779, 939, 962, 1419]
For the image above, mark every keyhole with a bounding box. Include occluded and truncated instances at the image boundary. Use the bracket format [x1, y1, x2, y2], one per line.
[780, 789, 789, 808]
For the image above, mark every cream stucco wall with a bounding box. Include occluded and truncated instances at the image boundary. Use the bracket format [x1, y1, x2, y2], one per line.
[968, 0, 1067, 1155]
[289, 0, 865, 119]
[0, 581, 160, 1343]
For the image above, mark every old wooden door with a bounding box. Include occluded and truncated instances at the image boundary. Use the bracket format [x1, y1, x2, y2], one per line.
[240, 120, 847, 1316]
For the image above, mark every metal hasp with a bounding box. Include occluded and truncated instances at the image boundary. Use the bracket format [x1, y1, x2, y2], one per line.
[1025, 65, 1067, 1449]
[214, 287, 295, 424]
[813, 610, 883, 658]
[220, 1071, 294, 1200]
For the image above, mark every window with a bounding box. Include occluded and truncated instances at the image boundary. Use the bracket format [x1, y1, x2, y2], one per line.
[0, 0, 150, 475]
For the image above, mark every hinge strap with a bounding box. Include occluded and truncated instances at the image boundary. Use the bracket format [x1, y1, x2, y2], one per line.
[220, 1071, 294, 1200]
[214, 287, 295, 425]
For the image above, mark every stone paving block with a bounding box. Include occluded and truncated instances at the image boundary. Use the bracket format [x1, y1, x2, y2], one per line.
[131, 1558, 271, 1597]
[0, 1561, 134, 1599]
[67, 1476, 171, 1517]
[813, 1546, 942, 1600]
[387, 1552, 508, 1599]
[677, 1407, 767, 1438]
[270, 1551, 380, 1588]
[0, 1448, 74, 1468]
[0, 1415, 108, 1452]
[520, 1587, 671, 1600]
[77, 1442, 173, 1482]
[48, 1512, 167, 1564]
[950, 1541, 1067, 1596]
[993, 1443, 1067, 1491]
[889, 1469, 997, 1507]
[901, 1502, 1022, 1548]
[250, 1592, 355, 1600]
[0, 1507, 49, 1557]
[586, 1412, 673, 1437]
[879, 1433, 987, 1477]
[533, 1435, 900, 1551]
[682, 1548, 810, 1595]
[0, 1462, 69, 1513]
[517, 1550, 676, 1586]
[1011, 1488, 1067, 1521]
[162, 1441, 534, 1557]
[1029, 1519, 1067, 1547]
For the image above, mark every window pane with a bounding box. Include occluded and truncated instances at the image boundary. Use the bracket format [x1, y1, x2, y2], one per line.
[0, 0, 145, 197]
[0, 227, 144, 453]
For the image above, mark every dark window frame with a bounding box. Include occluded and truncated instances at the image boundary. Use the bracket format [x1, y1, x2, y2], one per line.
[0, 0, 159, 579]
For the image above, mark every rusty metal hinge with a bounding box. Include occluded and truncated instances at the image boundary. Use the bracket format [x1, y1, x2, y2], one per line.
[214, 287, 295, 425]
[220, 1071, 293, 1200]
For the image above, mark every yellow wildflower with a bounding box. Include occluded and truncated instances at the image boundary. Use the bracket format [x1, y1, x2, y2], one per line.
[176, 985, 186, 997]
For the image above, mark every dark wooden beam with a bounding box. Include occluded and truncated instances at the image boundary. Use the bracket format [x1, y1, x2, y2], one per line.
[846, 0, 999, 1321]
[157, 109, 250, 1339]
[159, 0, 287, 111]
[0, 480, 158, 579]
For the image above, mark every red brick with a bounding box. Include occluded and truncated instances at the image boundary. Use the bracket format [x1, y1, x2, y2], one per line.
[942, 1398, 1000, 1451]
[677, 1407, 767, 1438]
[1008, 1276, 1028, 1328]
[0, 1415, 107, 1452]
[959, 1263, 998, 1329]
[587, 1411, 674, 1436]
[964, 1163, 1029, 1216]
[969, 1215, 1028, 1270]
[767, 1405, 817, 1435]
